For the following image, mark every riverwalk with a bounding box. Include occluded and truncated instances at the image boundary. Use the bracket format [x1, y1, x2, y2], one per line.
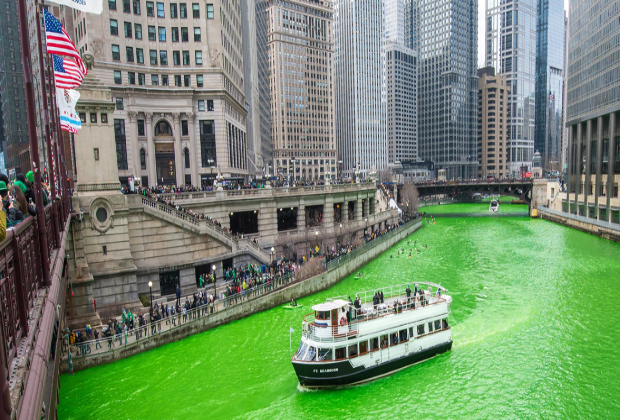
[63, 217, 423, 371]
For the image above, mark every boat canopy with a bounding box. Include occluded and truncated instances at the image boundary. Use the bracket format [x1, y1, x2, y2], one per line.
[311, 299, 348, 312]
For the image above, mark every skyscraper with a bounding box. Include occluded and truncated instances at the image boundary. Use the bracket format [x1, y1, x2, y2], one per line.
[335, 0, 386, 177]
[565, 0, 620, 223]
[534, 0, 564, 172]
[413, 0, 478, 180]
[478, 67, 509, 179]
[266, 0, 337, 183]
[485, 0, 537, 176]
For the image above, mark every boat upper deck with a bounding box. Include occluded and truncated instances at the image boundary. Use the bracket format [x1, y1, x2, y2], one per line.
[301, 282, 451, 343]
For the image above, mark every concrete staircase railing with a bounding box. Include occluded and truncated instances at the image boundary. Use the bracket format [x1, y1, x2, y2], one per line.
[237, 237, 271, 264]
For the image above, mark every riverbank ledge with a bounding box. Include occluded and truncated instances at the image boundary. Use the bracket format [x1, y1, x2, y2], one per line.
[538, 207, 620, 243]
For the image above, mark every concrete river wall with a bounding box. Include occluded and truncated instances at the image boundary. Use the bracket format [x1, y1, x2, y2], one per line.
[538, 207, 620, 243]
[66, 219, 423, 371]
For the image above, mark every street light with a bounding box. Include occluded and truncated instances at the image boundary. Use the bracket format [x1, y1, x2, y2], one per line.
[212, 264, 217, 295]
[271, 246, 275, 264]
[148, 281, 153, 309]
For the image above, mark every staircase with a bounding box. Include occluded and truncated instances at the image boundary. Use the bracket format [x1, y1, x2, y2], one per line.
[237, 237, 272, 264]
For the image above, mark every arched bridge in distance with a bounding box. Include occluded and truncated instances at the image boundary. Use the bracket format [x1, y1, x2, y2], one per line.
[411, 179, 534, 207]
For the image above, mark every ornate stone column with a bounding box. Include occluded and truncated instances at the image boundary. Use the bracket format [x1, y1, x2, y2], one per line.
[188, 112, 199, 186]
[172, 113, 183, 186]
[146, 112, 157, 186]
[128, 111, 140, 182]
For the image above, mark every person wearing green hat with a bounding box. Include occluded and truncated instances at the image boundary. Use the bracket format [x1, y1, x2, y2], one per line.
[26, 171, 34, 183]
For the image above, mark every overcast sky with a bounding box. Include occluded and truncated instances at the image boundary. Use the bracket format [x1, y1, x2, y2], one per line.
[477, 0, 570, 68]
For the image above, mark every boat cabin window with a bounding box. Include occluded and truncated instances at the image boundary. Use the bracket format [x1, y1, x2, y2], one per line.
[294, 342, 307, 359]
[390, 332, 399, 345]
[370, 337, 379, 351]
[408, 327, 414, 338]
[380, 334, 389, 348]
[318, 348, 333, 361]
[417, 324, 425, 336]
[399, 329, 408, 342]
[428, 322, 434, 332]
[335, 347, 346, 360]
[316, 311, 330, 320]
[442, 318, 449, 329]
[434, 320, 441, 330]
[347, 343, 358, 358]
[359, 340, 368, 355]
[295, 343, 317, 361]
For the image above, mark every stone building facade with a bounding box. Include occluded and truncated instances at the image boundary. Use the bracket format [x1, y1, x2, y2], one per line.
[69, 0, 248, 187]
[478, 67, 509, 179]
[267, 0, 337, 182]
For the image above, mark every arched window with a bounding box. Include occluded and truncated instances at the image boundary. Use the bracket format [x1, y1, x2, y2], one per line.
[184, 148, 190, 168]
[140, 148, 146, 169]
[155, 120, 173, 136]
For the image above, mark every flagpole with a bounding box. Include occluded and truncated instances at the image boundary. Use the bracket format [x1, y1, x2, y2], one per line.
[289, 327, 292, 357]
[35, 1, 61, 247]
[17, 0, 52, 286]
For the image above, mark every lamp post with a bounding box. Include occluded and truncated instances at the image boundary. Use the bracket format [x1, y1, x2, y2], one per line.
[271, 246, 275, 264]
[290, 159, 296, 184]
[212, 264, 217, 296]
[337, 160, 343, 182]
[148, 281, 153, 309]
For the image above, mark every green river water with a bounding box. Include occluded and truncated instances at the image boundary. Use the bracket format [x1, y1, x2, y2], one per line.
[59, 209, 620, 419]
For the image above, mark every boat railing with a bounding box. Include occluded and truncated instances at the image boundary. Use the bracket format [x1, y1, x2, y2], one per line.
[326, 281, 446, 307]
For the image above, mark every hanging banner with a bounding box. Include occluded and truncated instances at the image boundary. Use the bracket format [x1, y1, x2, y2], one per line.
[56, 88, 81, 133]
[45, 0, 103, 15]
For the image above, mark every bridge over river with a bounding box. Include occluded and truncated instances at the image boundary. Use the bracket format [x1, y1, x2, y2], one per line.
[412, 179, 534, 205]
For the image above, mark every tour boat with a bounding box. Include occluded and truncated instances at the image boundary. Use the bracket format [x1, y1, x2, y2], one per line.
[291, 282, 452, 388]
[489, 199, 499, 212]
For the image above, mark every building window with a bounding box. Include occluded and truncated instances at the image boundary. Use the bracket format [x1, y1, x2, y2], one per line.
[128, 71, 136, 84]
[114, 119, 129, 170]
[126, 46, 134, 62]
[138, 73, 145, 85]
[160, 50, 168, 64]
[196, 75, 203, 87]
[140, 148, 146, 169]
[206, 4, 213, 18]
[184, 148, 190, 168]
[184, 74, 190, 87]
[79, 113, 87, 123]
[146, 1, 154, 16]
[133, 0, 141, 14]
[173, 51, 181, 65]
[200, 120, 216, 167]
[112, 44, 120, 60]
[192, 3, 199, 17]
[110, 19, 118, 35]
[109, 0, 116, 10]
[193, 27, 201, 42]
[158, 26, 166, 41]
[155, 121, 173, 136]
[181, 27, 188, 42]
[170, 2, 177, 17]
[156, 2, 165, 17]
[182, 120, 188, 136]
[172, 27, 179, 42]
[151, 74, 159, 85]
[207, 99, 214, 111]
[114, 70, 122, 84]
[195, 51, 202, 65]
[138, 119, 145, 135]
[148, 25, 156, 41]
[122, 0, 130, 13]
[150, 50, 157, 64]
[124, 21, 132, 37]
[137, 48, 144, 63]
[135, 23, 142, 39]
[182, 50, 190, 65]
[115, 97, 124, 110]
[162, 75, 169, 86]
[180, 2, 186, 18]
[198, 100, 205, 111]
[174, 75, 181, 86]
[101, 114, 108, 124]
[90, 113, 97, 123]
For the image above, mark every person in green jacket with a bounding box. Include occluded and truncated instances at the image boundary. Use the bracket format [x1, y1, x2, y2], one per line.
[199, 275, 204, 288]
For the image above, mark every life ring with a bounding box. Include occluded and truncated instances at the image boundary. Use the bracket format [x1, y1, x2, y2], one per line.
[339, 316, 347, 326]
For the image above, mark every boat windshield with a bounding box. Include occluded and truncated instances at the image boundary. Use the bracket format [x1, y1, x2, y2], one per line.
[294, 343, 317, 361]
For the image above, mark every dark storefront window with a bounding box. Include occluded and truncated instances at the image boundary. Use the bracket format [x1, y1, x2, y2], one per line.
[159, 271, 179, 295]
[200, 120, 216, 167]
[114, 119, 128, 169]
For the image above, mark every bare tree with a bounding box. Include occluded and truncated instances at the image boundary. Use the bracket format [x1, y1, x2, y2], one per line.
[299, 257, 324, 280]
[377, 168, 393, 184]
[399, 183, 420, 214]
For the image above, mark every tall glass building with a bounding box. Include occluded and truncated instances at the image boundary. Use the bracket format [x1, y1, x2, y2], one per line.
[485, 0, 537, 176]
[335, 0, 386, 177]
[534, 0, 564, 172]
[564, 0, 620, 223]
[409, 0, 478, 180]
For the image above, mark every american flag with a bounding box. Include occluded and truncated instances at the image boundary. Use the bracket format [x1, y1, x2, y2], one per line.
[43, 9, 87, 75]
[53, 55, 84, 89]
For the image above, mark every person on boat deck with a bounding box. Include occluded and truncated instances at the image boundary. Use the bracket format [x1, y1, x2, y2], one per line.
[354, 296, 361, 314]
[393, 332, 399, 344]
[380, 291, 384, 304]
[373, 293, 379, 310]
[406, 285, 412, 303]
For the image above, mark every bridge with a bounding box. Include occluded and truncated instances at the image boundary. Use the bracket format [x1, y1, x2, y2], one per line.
[413, 179, 534, 205]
